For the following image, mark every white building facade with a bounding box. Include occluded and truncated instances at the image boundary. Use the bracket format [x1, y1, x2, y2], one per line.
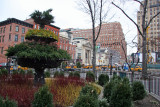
[72, 37, 92, 65]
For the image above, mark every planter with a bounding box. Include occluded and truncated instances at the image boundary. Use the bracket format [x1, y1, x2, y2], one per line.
[17, 58, 63, 68]
[26, 35, 57, 44]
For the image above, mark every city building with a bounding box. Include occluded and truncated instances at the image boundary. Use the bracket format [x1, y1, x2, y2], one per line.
[72, 37, 92, 65]
[137, 0, 160, 52]
[71, 22, 127, 64]
[0, 18, 60, 63]
[96, 48, 121, 66]
[59, 29, 76, 64]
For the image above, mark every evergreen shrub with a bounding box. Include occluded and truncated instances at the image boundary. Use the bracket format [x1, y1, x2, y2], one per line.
[12, 70, 18, 75]
[73, 94, 99, 107]
[0, 69, 2, 76]
[68, 72, 74, 78]
[99, 98, 109, 107]
[1, 68, 8, 75]
[98, 74, 109, 86]
[80, 85, 98, 98]
[103, 81, 114, 103]
[74, 71, 80, 78]
[0, 96, 17, 107]
[103, 76, 123, 103]
[54, 71, 64, 78]
[76, 62, 81, 68]
[122, 77, 130, 84]
[19, 69, 25, 75]
[27, 69, 33, 75]
[110, 83, 132, 107]
[86, 71, 95, 82]
[32, 86, 54, 107]
[132, 81, 146, 101]
[45, 71, 51, 78]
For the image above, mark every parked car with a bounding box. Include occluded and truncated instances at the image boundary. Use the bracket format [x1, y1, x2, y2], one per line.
[131, 66, 142, 72]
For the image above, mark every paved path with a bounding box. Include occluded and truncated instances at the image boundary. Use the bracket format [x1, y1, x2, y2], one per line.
[98, 87, 104, 100]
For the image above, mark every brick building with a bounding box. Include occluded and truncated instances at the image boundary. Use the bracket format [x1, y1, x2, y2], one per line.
[71, 22, 127, 62]
[59, 30, 76, 61]
[0, 18, 75, 64]
[0, 18, 33, 63]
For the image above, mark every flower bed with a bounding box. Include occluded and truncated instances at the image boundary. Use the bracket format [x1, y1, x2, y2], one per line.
[0, 74, 102, 107]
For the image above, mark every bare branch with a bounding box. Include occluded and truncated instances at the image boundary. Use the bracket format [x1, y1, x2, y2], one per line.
[134, 0, 144, 7]
[146, 12, 160, 29]
[112, 2, 144, 38]
[95, 0, 102, 41]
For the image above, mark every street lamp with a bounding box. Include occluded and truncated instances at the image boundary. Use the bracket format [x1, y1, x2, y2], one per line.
[110, 53, 113, 75]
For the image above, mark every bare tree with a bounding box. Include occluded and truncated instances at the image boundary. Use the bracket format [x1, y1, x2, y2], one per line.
[78, 0, 112, 77]
[112, 0, 160, 79]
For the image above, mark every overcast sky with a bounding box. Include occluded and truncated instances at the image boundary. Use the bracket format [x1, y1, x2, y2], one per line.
[0, 0, 140, 55]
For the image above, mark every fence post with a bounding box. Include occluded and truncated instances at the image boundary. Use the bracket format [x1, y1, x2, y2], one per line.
[149, 75, 150, 93]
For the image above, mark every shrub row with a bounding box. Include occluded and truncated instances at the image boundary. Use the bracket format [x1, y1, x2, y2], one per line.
[103, 75, 146, 107]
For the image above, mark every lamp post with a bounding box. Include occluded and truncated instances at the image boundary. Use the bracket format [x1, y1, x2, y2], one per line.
[110, 53, 113, 75]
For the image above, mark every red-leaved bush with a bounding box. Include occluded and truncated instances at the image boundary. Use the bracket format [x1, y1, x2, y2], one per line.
[0, 74, 85, 107]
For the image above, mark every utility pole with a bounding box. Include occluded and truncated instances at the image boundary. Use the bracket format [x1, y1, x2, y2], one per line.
[110, 53, 113, 75]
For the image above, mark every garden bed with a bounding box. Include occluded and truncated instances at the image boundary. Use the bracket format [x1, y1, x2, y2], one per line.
[0, 73, 102, 107]
[134, 94, 160, 107]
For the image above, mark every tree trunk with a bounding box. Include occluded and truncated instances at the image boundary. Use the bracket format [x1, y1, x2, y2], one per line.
[142, 36, 148, 79]
[34, 67, 45, 86]
[93, 39, 96, 79]
[92, 21, 96, 79]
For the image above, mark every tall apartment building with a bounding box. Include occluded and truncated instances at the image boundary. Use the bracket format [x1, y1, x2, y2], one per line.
[0, 18, 75, 64]
[137, 0, 160, 52]
[71, 22, 127, 63]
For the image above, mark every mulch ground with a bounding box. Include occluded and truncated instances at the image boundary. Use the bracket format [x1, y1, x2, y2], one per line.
[134, 94, 160, 107]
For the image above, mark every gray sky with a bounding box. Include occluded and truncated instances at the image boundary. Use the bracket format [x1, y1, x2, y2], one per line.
[0, 0, 140, 55]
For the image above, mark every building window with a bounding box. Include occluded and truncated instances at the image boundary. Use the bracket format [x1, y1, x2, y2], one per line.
[16, 26, 19, 32]
[78, 53, 81, 59]
[2, 36, 4, 42]
[15, 35, 18, 42]
[3, 27, 5, 33]
[10, 25, 12, 31]
[0, 28, 2, 33]
[1, 47, 3, 54]
[9, 34, 11, 41]
[21, 36, 24, 42]
[22, 28, 25, 34]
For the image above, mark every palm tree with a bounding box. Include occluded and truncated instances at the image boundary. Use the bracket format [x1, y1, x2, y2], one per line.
[30, 9, 54, 29]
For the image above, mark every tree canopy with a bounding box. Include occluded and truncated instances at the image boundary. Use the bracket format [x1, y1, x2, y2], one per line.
[6, 42, 71, 68]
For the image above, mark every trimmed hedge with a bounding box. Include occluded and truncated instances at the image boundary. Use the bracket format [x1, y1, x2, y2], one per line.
[98, 74, 109, 86]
